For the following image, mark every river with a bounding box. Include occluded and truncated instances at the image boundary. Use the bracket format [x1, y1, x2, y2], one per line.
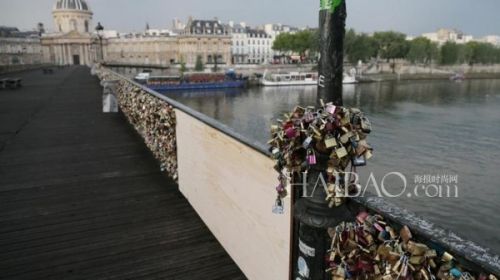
[161, 79, 500, 254]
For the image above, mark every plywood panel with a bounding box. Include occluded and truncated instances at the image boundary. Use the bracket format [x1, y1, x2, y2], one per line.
[175, 110, 291, 280]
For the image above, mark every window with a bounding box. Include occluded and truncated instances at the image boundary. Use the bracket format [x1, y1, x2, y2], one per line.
[84, 20, 89, 32]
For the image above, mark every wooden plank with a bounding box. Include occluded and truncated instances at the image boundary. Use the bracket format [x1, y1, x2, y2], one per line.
[0, 67, 246, 280]
[176, 109, 291, 280]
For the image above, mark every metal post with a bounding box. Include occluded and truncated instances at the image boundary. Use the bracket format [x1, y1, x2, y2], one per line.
[99, 36, 103, 61]
[293, 1, 351, 280]
[317, 0, 347, 107]
[95, 22, 104, 63]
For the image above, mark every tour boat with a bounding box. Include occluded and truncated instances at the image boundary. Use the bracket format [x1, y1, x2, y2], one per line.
[145, 71, 247, 91]
[261, 70, 357, 86]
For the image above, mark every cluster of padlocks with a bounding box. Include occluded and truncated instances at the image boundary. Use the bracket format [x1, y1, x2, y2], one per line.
[114, 79, 178, 181]
[269, 102, 373, 208]
[327, 211, 498, 280]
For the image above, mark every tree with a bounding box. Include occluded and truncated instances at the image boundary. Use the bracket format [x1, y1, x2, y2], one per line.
[194, 55, 204, 71]
[373, 31, 410, 61]
[346, 32, 377, 63]
[272, 33, 293, 54]
[463, 42, 499, 65]
[291, 30, 315, 57]
[407, 37, 438, 64]
[440, 41, 460, 65]
[179, 56, 187, 74]
[344, 29, 357, 56]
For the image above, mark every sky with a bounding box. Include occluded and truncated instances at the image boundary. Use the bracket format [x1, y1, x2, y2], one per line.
[0, 0, 499, 37]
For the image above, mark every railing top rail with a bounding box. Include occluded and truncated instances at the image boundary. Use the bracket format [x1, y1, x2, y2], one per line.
[104, 67, 500, 276]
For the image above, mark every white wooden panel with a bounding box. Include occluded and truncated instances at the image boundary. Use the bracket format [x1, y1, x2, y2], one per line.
[175, 109, 291, 280]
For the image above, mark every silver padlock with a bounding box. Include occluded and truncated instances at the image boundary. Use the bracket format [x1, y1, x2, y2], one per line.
[272, 197, 284, 215]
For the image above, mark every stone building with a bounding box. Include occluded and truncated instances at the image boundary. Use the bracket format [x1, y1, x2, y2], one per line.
[177, 18, 232, 66]
[41, 0, 98, 66]
[228, 23, 274, 64]
[2, 1, 237, 68]
[422, 28, 474, 46]
[106, 34, 177, 66]
[0, 27, 43, 65]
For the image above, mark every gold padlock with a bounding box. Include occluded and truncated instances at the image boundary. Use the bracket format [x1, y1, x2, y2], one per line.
[325, 136, 338, 149]
[340, 131, 353, 144]
[335, 146, 348, 159]
[441, 251, 454, 262]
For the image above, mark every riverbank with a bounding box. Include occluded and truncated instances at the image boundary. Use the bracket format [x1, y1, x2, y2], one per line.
[358, 72, 500, 82]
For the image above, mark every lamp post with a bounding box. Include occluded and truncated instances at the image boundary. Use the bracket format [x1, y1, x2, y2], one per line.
[95, 22, 104, 62]
[292, 1, 350, 280]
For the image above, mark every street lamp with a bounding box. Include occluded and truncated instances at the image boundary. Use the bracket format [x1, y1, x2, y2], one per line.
[95, 22, 104, 62]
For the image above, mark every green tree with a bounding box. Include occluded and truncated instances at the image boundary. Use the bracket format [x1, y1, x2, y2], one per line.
[194, 55, 204, 71]
[309, 29, 320, 55]
[463, 42, 499, 65]
[440, 42, 460, 65]
[179, 56, 187, 74]
[344, 29, 357, 56]
[429, 42, 440, 64]
[346, 33, 377, 63]
[291, 30, 314, 57]
[272, 33, 293, 54]
[407, 37, 438, 64]
[373, 31, 410, 61]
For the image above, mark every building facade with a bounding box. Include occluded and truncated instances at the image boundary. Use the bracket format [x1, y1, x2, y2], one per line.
[422, 28, 473, 45]
[41, 0, 97, 66]
[177, 18, 231, 66]
[106, 34, 177, 66]
[0, 27, 43, 65]
[1, 1, 305, 68]
[229, 22, 274, 64]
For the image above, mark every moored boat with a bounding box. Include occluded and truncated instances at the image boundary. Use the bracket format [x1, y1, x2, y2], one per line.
[260, 70, 357, 86]
[145, 71, 247, 91]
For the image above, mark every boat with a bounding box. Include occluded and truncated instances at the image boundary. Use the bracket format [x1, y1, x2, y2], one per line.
[134, 69, 152, 84]
[260, 70, 357, 86]
[450, 73, 465, 82]
[145, 71, 247, 91]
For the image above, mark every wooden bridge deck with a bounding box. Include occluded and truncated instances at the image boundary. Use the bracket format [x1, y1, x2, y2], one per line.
[0, 67, 246, 280]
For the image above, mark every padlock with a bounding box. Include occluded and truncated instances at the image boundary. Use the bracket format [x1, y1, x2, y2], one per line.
[284, 127, 297, 138]
[352, 155, 367, 167]
[307, 149, 317, 165]
[360, 116, 372, 133]
[441, 252, 454, 262]
[340, 131, 353, 144]
[365, 149, 373, 160]
[400, 226, 413, 243]
[325, 135, 338, 149]
[272, 196, 284, 214]
[335, 146, 348, 159]
[303, 136, 313, 149]
[326, 104, 337, 115]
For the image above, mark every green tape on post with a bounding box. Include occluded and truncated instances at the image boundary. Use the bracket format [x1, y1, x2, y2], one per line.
[320, 0, 343, 13]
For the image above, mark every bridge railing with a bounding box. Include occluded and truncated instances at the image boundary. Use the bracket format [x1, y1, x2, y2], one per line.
[96, 67, 499, 280]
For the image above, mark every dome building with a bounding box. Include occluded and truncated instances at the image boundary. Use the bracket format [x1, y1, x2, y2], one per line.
[53, 0, 93, 34]
[41, 0, 101, 66]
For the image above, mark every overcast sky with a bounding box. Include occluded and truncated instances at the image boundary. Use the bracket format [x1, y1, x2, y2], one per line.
[0, 0, 498, 36]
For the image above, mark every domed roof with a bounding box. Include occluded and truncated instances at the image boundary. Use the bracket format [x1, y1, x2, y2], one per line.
[54, 0, 90, 11]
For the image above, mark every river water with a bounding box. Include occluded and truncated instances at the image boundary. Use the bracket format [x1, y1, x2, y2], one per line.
[161, 79, 500, 254]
